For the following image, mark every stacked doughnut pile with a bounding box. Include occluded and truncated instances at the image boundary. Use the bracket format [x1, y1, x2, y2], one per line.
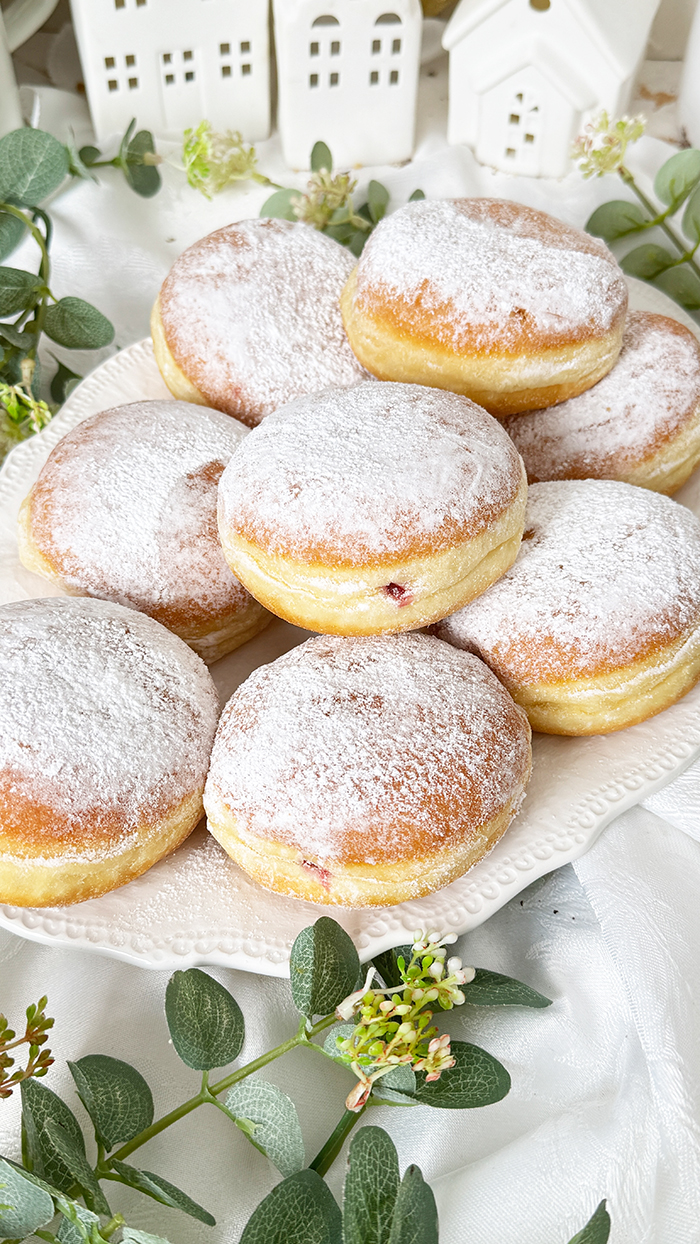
[6, 199, 700, 912]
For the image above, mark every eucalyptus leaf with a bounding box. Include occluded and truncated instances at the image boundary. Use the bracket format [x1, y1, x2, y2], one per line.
[0, 128, 70, 207]
[323, 1023, 355, 1061]
[0, 212, 26, 263]
[408, 189, 425, 202]
[260, 188, 298, 222]
[43, 298, 114, 350]
[21, 1079, 86, 1192]
[348, 230, 368, 257]
[372, 947, 411, 990]
[68, 1054, 154, 1151]
[343, 1126, 400, 1244]
[50, 358, 82, 405]
[42, 1120, 110, 1216]
[311, 142, 333, 173]
[165, 967, 244, 1070]
[240, 1168, 341, 1244]
[225, 1079, 305, 1176]
[0, 322, 35, 350]
[0, 267, 42, 318]
[56, 1203, 100, 1244]
[568, 1200, 611, 1244]
[367, 180, 389, 225]
[290, 917, 360, 1018]
[655, 264, 700, 309]
[387, 1165, 438, 1244]
[585, 199, 647, 241]
[109, 1159, 215, 1225]
[619, 244, 676, 280]
[78, 146, 101, 167]
[654, 148, 700, 210]
[372, 1066, 417, 1102]
[124, 131, 161, 197]
[65, 142, 98, 184]
[413, 1040, 511, 1109]
[464, 969, 552, 1008]
[682, 184, 700, 243]
[122, 1230, 174, 1244]
[0, 1156, 55, 1237]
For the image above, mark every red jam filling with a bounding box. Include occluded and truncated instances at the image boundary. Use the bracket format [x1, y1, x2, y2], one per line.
[383, 583, 414, 607]
[301, 860, 332, 889]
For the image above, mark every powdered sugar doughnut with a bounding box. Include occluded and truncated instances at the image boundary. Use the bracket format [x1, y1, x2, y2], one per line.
[0, 597, 219, 907]
[341, 198, 628, 416]
[217, 381, 527, 635]
[204, 632, 532, 907]
[152, 219, 367, 426]
[503, 312, 700, 495]
[434, 480, 700, 735]
[17, 400, 271, 664]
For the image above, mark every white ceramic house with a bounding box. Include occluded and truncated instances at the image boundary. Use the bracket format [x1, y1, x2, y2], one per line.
[69, 0, 271, 145]
[443, 0, 661, 178]
[273, 0, 423, 170]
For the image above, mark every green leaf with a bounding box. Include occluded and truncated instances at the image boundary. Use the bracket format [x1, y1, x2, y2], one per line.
[260, 188, 298, 221]
[367, 180, 390, 225]
[68, 1054, 154, 1151]
[343, 1126, 400, 1244]
[568, 1200, 611, 1244]
[56, 1203, 100, 1244]
[109, 1159, 215, 1226]
[323, 1023, 356, 1061]
[240, 1169, 341, 1244]
[42, 1120, 110, 1216]
[655, 263, 700, 310]
[21, 1079, 86, 1192]
[43, 298, 114, 350]
[124, 130, 161, 197]
[619, 244, 676, 280]
[464, 969, 552, 1008]
[682, 184, 700, 243]
[349, 229, 369, 257]
[413, 1040, 511, 1109]
[372, 1066, 417, 1103]
[654, 148, 700, 210]
[311, 142, 333, 173]
[165, 967, 245, 1070]
[122, 1230, 174, 1244]
[289, 917, 360, 1018]
[0, 322, 35, 349]
[65, 142, 98, 184]
[50, 358, 82, 405]
[387, 1166, 438, 1244]
[0, 128, 70, 207]
[0, 1156, 55, 1237]
[0, 211, 26, 263]
[225, 1079, 305, 1176]
[586, 199, 648, 241]
[372, 947, 411, 991]
[0, 266, 41, 317]
[78, 146, 101, 167]
[408, 189, 425, 202]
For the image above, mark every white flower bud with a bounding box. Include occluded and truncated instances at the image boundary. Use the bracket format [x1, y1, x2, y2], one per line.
[441, 933, 458, 945]
[428, 962, 444, 980]
[463, 966, 476, 983]
[447, 957, 462, 975]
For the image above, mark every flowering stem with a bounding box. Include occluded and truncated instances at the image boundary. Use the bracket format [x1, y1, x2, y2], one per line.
[618, 165, 700, 282]
[309, 1106, 366, 1176]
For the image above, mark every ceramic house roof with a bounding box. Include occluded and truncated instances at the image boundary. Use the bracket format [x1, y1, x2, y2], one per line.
[443, 0, 660, 79]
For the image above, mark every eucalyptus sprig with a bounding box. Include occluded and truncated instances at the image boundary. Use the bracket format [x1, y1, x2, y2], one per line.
[0, 997, 54, 1100]
[261, 143, 425, 257]
[572, 110, 700, 312]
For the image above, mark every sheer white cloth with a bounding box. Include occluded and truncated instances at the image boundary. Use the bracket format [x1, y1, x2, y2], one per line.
[2, 88, 700, 1243]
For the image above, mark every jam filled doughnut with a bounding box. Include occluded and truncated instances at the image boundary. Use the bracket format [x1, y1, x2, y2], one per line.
[341, 198, 628, 416]
[216, 381, 528, 635]
[503, 312, 700, 495]
[18, 400, 271, 664]
[204, 632, 532, 907]
[435, 480, 700, 736]
[152, 218, 367, 427]
[0, 597, 219, 907]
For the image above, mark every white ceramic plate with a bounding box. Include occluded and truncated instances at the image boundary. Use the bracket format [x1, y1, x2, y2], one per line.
[2, 279, 700, 976]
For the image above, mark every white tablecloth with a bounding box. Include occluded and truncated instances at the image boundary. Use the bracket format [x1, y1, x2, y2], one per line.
[3, 67, 700, 1244]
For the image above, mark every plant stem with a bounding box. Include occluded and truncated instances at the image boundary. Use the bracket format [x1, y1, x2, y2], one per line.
[0, 201, 52, 366]
[619, 165, 700, 282]
[309, 1106, 366, 1177]
[107, 1014, 337, 1165]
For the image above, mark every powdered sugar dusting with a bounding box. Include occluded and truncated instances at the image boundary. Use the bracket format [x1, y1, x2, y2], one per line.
[218, 381, 523, 563]
[354, 198, 627, 350]
[205, 632, 531, 863]
[29, 400, 253, 627]
[504, 312, 700, 480]
[0, 597, 219, 850]
[160, 219, 367, 424]
[436, 480, 700, 682]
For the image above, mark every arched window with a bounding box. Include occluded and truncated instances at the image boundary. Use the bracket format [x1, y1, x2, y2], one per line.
[375, 12, 402, 23]
[312, 14, 340, 25]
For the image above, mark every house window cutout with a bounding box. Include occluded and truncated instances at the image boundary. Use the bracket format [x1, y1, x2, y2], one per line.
[524, 133, 535, 143]
[505, 147, 516, 157]
[310, 73, 319, 86]
[240, 41, 251, 53]
[509, 113, 519, 123]
[135, 0, 146, 7]
[220, 42, 230, 54]
[185, 70, 195, 81]
[376, 13, 402, 24]
[128, 76, 138, 88]
[370, 70, 379, 84]
[330, 71, 339, 85]
[222, 64, 231, 76]
[392, 38, 401, 53]
[125, 54, 136, 66]
[105, 56, 115, 68]
[183, 50, 193, 61]
[108, 78, 119, 90]
[530, 0, 551, 8]
[310, 41, 320, 54]
[372, 39, 381, 53]
[312, 14, 339, 25]
[242, 62, 251, 74]
[390, 69, 399, 84]
[165, 73, 175, 84]
[115, 0, 125, 8]
[516, 92, 523, 102]
[162, 52, 172, 63]
[331, 40, 340, 54]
